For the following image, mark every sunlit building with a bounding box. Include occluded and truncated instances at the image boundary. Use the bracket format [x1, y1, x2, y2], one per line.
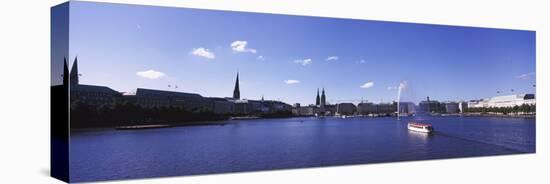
[469, 94, 536, 108]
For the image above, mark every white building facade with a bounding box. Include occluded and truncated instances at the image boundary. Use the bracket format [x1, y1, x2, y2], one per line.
[469, 94, 535, 108]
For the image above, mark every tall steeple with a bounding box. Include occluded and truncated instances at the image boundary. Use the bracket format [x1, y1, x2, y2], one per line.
[63, 57, 69, 86]
[315, 88, 320, 106]
[69, 57, 79, 85]
[321, 88, 326, 107]
[233, 72, 240, 99]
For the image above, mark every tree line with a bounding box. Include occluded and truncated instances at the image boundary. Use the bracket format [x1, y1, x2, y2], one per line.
[463, 104, 536, 114]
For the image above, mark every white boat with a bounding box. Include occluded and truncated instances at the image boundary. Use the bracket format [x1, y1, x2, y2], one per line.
[408, 122, 434, 133]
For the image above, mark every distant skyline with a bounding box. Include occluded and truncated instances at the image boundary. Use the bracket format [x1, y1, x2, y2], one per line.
[54, 1, 536, 105]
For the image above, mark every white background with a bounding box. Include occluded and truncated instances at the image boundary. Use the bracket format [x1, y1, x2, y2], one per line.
[0, 0, 548, 183]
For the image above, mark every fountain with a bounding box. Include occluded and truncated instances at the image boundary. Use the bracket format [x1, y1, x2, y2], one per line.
[396, 81, 408, 120]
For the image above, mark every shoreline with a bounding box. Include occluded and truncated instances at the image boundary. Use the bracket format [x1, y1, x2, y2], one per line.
[459, 113, 535, 118]
[70, 115, 302, 132]
[70, 113, 535, 132]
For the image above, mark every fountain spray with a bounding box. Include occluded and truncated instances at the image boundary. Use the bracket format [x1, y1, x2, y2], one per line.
[397, 81, 407, 120]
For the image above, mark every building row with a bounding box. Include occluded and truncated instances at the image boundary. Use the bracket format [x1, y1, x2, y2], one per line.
[418, 96, 465, 114]
[292, 93, 536, 116]
[292, 101, 415, 116]
[65, 58, 291, 115]
[467, 94, 536, 108]
[418, 94, 536, 114]
[63, 58, 536, 116]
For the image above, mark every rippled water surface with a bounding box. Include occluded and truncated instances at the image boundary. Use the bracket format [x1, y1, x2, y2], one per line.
[70, 116, 535, 182]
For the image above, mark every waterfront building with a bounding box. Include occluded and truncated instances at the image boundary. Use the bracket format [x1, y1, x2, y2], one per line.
[293, 105, 318, 116]
[299, 88, 330, 115]
[247, 100, 263, 113]
[357, 102, 397, 115]
[443, 102, 459, 113]
[377, 102, 397, 114]
[418, 96, 444, 113]
[458, 101, 468, 113]
[210, 97, 235, 114]
[323, 104, 337, 116]
[233, 99, 250, 114]
[336, 103, 356, 115]
[64, 58, 292, 116]
[71, 85, 122, 106]
[224, 73, 291, 115]
[357, 102, 377, 115]
[124, 88, 213, 111]
[68, 58, 122, 106]
[469, 94, 536, 108]
[264, 100, 292, 112]
[467, 100, 482, 108]
[229, 98, 291, 115]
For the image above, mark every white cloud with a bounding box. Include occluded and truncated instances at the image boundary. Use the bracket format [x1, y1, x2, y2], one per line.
[294, 58, 312, 66]
[257, 55, 265, 60]
[326, 56, 339, 61]
[230, 40, 257, 53]
[191, 47, 215, 59]
[517, 72, 535, 80]
[360, 81, 374, 89]
[387, 86, 398, 90]
[284, 80, 300, 84]
[136, 70, 166, 79]
[359, 59, 366, 64]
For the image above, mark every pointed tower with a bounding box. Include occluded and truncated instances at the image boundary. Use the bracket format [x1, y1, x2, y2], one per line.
[69, 57, 79, 85]
[321, 88, 326, 107]
[63, 57, 69, 86]
[315, 88, 320, 106]
[233, 72, 240, 99]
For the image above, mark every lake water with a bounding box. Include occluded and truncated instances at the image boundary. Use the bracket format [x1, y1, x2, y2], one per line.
[69, 116, 535, 182]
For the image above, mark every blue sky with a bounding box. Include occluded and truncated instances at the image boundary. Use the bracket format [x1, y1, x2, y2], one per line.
[59, 1, 536, 105]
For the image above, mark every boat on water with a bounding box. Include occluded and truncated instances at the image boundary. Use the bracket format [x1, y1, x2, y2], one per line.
[407, 122, 434, 133]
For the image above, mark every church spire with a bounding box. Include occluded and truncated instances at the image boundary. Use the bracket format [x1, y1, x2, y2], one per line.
[69, 57, 79, 85]
[233, 72, 240, 99]
[315, 88, 320, 106]
[321, 88, 326, 107]
[63, 57, 69, 86]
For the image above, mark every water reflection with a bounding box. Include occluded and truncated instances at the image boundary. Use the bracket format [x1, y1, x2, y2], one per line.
[408, 130, 434, 141]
